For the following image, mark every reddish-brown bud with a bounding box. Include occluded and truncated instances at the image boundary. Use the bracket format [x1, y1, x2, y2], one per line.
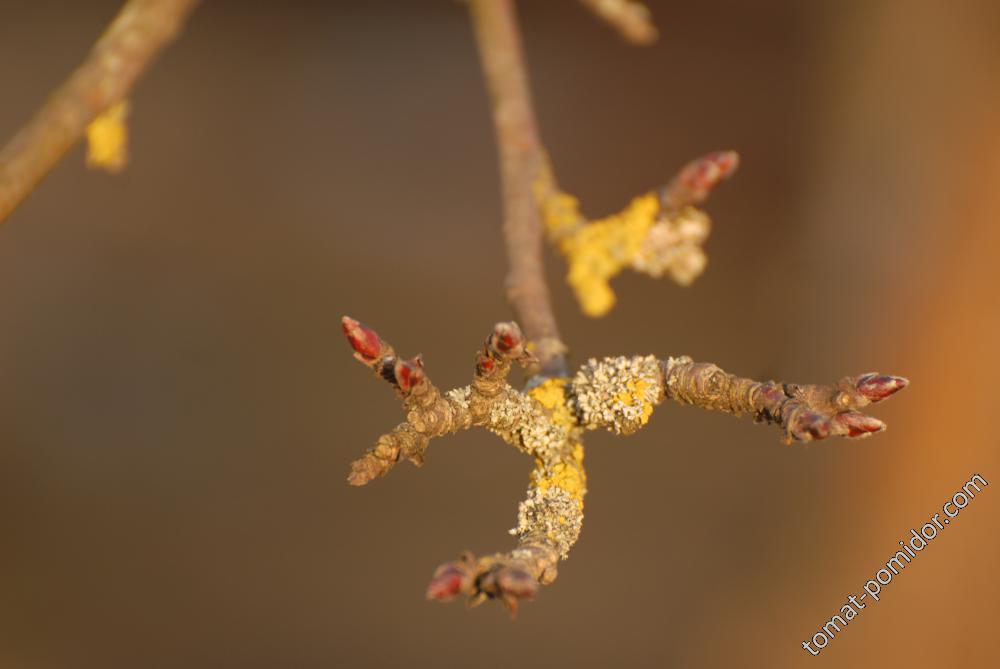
[667, 150, 740, 206]
[426, 562, 473, 601]
[477, 353, 496, 374]
[490, 321, 525, 358]
[496, 567, 537, 600]
[835, 411, 887, 438]
[792, 409, 831, 440]
[856, 374, 909, 402]
[392, 356, 425, 392]
[342, 316, 384, 363]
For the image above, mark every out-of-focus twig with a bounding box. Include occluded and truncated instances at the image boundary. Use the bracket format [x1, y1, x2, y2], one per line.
[579, 0, 658, 45]
[536, 151, 739, 317]
[470, 0, 568, 378]
[0, 0, 200, 225]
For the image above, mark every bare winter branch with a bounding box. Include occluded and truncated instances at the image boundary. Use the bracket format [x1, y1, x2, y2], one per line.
[343, 318, 908, 612]
[661, 357, 909, 443]
[0, 0, 200, 225]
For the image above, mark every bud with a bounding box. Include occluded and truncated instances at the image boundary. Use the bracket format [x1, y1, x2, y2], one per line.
[491, 321, 525, 357]
[496, 567, 537, 600]
[477, 354, 496, 374]
[792, 409, 831, 441]
[426, 562, 473, 601]
[856, 374, 909, 402]
[666, 151, 739, 207]
[341, 316, 385, 363]
[835, 411, 886, 438]
[393, 355, 425, 392]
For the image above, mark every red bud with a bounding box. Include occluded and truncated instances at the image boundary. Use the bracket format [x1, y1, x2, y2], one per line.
[426, 563, 471, 601]
[793, 410, 831, 440]
[836, 411, 886, 438]
[856, 374, 908, 402]
[342, 316, 384, 363]
[393, 356, 425, 392]
[490, 321, 525, 358]
[478, 355, 495, 373]
[496, 567, 537, 600]
[668, 151, 740, 206]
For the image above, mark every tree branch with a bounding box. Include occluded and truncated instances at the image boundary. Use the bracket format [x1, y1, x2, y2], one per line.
[0, 0, 200, 225]
[470, 0, 567, 378]
[579, 0, 658, 45]
[661, 357, 908, 442]
[342, 317, 908, 613]
[340, 2, 909, 616]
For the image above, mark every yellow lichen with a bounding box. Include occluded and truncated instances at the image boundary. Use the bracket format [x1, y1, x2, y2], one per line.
[614, 378, 655, 427]
[85, 100, 130, 173]
[535, 161, 715, 318]
[528, 378, 576, 429]
[529, 443, 586, 505]
[527, 379, 586, 505]
[540, 188, 661, 317]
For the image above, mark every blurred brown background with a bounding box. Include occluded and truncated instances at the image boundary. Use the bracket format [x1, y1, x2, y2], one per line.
[0, 0, 997, 667]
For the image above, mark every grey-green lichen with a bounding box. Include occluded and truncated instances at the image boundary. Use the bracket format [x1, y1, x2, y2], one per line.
[569, 355, 664, 434]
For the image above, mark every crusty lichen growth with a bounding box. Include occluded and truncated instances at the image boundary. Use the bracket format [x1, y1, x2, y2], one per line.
[508, 379, 587, 559]
[534, 154, 732, 318]
[570, 355, 664, 434]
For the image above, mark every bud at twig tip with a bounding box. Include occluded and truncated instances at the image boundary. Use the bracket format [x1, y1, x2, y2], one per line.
[836, 411, 887, 438]
[426, 561, 473, 601]
[856, 374, 909, 402]
[341, 316, 384, 363]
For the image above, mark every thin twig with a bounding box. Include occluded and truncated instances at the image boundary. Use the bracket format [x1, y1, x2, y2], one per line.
[579, 0, 658, 45]
[470, 0, 568, 378]
[0, 0, 200, 225]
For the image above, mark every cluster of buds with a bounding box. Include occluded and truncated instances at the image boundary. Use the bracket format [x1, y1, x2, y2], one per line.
[425, 550, 540, 614]
[475, 321, 535, 380]
[342, 316, 428, 398]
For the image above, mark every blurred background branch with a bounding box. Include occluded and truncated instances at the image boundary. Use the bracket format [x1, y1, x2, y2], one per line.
[470, 0, 568, 378]
[0, 0, 199, 225]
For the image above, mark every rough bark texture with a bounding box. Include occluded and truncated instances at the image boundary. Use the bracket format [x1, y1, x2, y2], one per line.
[661, 357, 907, 443]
